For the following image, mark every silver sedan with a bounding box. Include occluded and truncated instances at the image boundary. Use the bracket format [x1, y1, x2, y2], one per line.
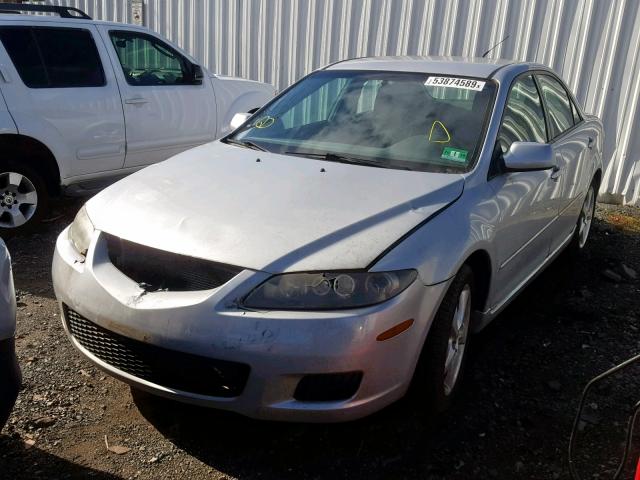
[52, 57, 603, 422]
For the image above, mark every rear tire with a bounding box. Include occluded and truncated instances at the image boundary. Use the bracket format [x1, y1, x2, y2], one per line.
[413, 265, 475, 413]
[0, 160, 49, 237]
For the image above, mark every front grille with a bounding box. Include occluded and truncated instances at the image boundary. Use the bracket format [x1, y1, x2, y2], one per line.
[105, 234, 242, 291]
[64, 306, 250, 397]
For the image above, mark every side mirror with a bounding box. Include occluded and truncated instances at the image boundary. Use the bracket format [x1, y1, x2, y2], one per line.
[190, 64, 204, 85]
[230, 112, 252, 130]
[502, 142, 556, 172]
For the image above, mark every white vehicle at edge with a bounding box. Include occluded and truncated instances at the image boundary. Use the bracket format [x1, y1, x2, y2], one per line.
[53, 56, 603, 422]
[0, 238, 19, 430]
[0, 3, 274, 234]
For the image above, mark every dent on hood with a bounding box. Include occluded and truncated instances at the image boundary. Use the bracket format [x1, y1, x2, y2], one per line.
[86, 145, 465, 273]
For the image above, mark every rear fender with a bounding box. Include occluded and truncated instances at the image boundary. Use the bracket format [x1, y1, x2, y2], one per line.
[0, 88, 17, 135]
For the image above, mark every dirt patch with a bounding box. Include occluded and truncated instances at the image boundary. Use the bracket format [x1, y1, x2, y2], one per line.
[1, 199, 639, 480]
[604, 211, 640, 233]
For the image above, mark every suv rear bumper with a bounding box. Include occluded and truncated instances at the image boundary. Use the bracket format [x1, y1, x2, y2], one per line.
[0, 337, 20, 430]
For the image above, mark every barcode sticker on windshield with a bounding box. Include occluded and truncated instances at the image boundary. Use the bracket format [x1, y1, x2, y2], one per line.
[425, 77, 486, 91]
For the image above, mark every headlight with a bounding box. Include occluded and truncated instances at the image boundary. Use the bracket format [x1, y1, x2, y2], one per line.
[68, 205, 94, 256]
[243, 270, 417, 310]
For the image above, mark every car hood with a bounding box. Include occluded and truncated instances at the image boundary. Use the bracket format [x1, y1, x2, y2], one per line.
[87, 142, 464, 273]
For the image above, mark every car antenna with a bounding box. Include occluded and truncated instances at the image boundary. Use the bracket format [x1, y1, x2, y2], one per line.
[482, 34, 510, 58]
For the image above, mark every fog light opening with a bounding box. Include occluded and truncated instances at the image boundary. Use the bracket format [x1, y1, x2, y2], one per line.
[294, 371, 363, 402]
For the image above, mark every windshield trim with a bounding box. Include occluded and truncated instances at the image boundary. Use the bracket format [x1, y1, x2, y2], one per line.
[222, 69, 498, 173]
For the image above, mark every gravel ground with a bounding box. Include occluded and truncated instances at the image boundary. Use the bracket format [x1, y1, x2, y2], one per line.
[0, 198, 639, 480]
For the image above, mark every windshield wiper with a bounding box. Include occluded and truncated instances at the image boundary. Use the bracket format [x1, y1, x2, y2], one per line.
[284, 151, 411, 170]
[224, 138, 266, 151]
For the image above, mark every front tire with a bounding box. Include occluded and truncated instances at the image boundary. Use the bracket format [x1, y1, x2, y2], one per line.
[569, 180, 597, 253]
[413, 265, 474, 412]
[0, 161, 49, 237]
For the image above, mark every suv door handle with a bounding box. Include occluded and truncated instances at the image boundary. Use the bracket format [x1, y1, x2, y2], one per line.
[124, 97, 148, 105]
[550, 165, 561, 181]
[587, 136, 594, 149]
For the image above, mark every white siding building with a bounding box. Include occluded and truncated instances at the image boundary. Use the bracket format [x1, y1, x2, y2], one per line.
[51, 0, 640, 205]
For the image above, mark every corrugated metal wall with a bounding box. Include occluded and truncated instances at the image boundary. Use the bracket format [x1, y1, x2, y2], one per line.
[47, 0, 640, 205]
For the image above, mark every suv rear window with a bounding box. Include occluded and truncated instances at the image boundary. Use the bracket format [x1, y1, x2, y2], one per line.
[0, 26, 105, 88]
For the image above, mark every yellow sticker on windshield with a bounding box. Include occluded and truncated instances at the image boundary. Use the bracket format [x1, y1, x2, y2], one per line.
[254, 116, 275, 128]
[428, 121, 451, 143]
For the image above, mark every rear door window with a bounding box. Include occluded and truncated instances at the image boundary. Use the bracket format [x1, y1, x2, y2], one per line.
[537, 74, 575, 139]
[0, 26, 105, 88]
[570, 98, 582, 124]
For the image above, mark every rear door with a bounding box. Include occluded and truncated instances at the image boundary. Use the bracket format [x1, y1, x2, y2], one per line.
[536, 73, 592, 251]
[0, 22, 126, 177]
[98, 27, 218, 168]
[489, 74, 559, 306]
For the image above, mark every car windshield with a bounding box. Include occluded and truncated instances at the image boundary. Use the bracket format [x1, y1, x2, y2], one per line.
[227, 70, 496, 173]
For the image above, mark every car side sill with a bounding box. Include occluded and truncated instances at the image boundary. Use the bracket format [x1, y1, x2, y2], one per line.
[473, 228, 575, 332]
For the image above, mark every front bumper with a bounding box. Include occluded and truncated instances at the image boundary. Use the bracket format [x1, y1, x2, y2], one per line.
[0, 337, 21, 430]
[53, 228, 449, 422]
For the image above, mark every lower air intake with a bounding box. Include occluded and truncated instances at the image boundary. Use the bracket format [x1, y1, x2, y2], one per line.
[64, 306, 250, 398]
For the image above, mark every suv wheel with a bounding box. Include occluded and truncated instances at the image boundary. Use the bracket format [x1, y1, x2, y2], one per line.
[0, 161, 48, 236]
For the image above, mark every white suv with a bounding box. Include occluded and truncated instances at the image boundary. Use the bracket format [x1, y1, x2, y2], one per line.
[0, 4, 274, 234]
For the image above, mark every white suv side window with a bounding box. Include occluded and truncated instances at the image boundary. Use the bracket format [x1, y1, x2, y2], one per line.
[109, 30, 193, 87]
[0, 26, 105, 88]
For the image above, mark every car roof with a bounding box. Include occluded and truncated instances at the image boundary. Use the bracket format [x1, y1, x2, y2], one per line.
[326, 56, 521, 78]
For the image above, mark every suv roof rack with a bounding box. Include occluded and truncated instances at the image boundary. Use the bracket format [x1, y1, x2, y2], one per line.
[0, 3, 91, 20]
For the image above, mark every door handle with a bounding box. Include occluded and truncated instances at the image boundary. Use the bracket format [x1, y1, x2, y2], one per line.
[587, 136, 594, 150]
[550, 165, 561, 181]
[124, 97, 148, 105]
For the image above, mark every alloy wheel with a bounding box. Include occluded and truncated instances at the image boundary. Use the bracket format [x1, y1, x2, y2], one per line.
[578, 186, 595, 249]
[443, 284, 471, 396]
[0, 171, 38, 229]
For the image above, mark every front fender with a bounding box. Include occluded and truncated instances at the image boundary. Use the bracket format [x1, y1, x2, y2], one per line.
[210, 76, 275, 137]
[371, 183, 499, 287]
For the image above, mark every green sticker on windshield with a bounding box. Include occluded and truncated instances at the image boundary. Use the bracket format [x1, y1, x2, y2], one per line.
[441, 147, 468, 163]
